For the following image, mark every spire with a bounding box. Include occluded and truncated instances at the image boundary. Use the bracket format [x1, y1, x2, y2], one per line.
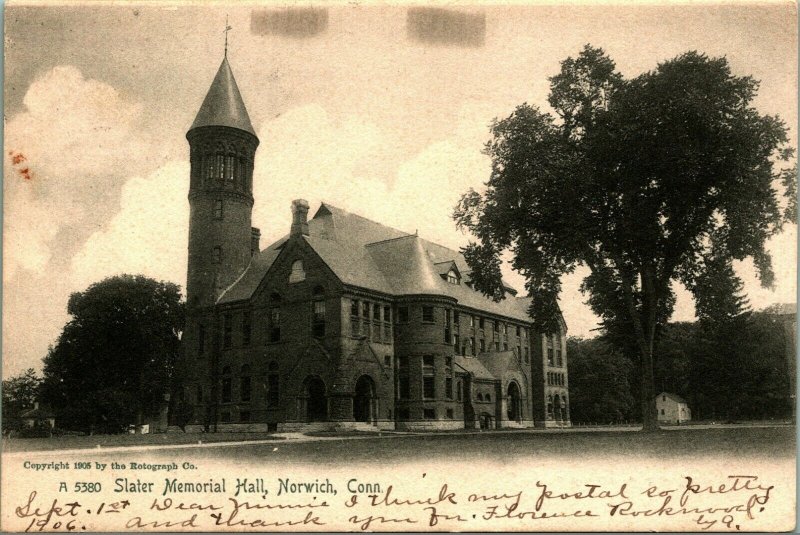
[224, 15, 232, 58]
[189, 56, 256, 136]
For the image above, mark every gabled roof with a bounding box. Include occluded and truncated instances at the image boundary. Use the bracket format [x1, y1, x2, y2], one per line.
[478, 350, 522, 379]
[657, 392, 687, 404]
[217, 202, 538, 322]
[189, 57, 256, 136]
[454, 355, 495, 380]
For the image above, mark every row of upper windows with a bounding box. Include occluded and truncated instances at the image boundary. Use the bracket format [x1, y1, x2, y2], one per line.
[397, 304, 531, 342]
[450, 334, 530, 362]
[218, 362, 279, 406]
[547, 372, 566, 386]
[197, 291, 326, 352]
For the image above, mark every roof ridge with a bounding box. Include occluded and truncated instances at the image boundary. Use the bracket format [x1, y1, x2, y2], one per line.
[317, 201, 413, 236]
[364, 234, 418, 247]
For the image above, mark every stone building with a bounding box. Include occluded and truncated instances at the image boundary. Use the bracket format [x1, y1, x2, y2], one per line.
[176, 55, 570, 432]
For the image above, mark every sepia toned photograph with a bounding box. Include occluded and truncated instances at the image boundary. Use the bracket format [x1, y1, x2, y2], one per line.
[2, 1, 797, 531]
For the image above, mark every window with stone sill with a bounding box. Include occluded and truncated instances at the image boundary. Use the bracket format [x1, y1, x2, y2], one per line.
[422, 306, 435, 323]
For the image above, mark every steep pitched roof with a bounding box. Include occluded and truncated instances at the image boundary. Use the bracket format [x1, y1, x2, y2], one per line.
[454, 355, 495, 380]
[658, 392, 687, 404]
[218, 202, 537, 322]
[189, 57, 256, 136]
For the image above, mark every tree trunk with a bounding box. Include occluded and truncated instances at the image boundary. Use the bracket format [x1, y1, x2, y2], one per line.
[618, 266, 660, 432]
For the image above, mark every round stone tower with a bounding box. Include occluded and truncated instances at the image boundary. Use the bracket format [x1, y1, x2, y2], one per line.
[186, 56, 260, 310]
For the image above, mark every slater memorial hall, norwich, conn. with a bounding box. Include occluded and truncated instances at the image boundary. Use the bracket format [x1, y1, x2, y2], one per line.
[176, 54, 570, 433]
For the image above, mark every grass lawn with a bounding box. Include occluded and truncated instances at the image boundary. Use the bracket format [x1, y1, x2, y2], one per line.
[204, 426, 794, 465]
[4, 426, 794, 463]
[2, 431, 284, 453]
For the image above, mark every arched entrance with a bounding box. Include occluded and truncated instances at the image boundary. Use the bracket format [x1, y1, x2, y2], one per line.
[553, 394, 562, 421]
[304, 376, 327, 422]
[353, 375, 375, 423]
[507, 382, 521, 422]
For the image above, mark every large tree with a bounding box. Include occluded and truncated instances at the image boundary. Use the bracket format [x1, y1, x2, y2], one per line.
[40, 275, 184, 434]
[454, 45, 795, 430]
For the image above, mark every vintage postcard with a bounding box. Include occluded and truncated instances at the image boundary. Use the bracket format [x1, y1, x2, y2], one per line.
[2, 1, 797, 532]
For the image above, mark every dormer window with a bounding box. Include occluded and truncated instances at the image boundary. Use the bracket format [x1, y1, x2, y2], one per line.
[447, 270, 459, 284]
[289, 259, 305, 283]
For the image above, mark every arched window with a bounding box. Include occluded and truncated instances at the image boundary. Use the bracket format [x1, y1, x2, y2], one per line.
[267, 362, 279, 407]
[477, 393, 484, 402]
[221, 366, 232, 403]
[312, 286, 326, 338]
[225, 154, 235, 182]
[216, 153, 225, 180]
[485, 394, 491, 402]
[240, 365, 251, 402]
[289, 259, 305, 283]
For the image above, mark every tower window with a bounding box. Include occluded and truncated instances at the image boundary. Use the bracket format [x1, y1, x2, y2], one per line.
[422, 355, 435, 399]
[225, 155, 235, 182]
[422, 306, 434, 323]
[214, 199, 223, 220]
[212, 246, 222, 264]
[398, 306, 409, 323]
[397, 356, 410, 399]
[216, 154, 225, 180]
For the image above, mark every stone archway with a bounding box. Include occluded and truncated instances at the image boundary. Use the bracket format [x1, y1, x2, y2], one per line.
[304, 376, 327, 422]
[507, 381, 522, 422]
[353, 375, 375, 423]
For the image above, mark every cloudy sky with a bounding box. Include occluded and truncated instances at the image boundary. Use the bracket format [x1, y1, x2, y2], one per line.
[3, 2, 797, 377]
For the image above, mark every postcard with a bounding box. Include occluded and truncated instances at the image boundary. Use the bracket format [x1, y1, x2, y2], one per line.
[2, 1, 796, 532]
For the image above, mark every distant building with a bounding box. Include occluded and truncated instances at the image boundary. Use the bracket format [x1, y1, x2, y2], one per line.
[175, 54, 570, 432]
[655, 392, 691, 425]
[19, 402, 55, 430]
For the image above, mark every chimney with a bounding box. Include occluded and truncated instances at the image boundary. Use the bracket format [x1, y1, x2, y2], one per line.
[291, 199, 310, 237]
[251, 227, 261, 256]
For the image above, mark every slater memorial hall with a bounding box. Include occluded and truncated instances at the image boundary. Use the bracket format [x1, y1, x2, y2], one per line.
[176, 55, 570, 433]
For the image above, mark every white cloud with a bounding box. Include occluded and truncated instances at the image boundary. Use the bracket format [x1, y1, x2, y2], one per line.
[4, 65, 148, 280]
[70, 161, 189, 290]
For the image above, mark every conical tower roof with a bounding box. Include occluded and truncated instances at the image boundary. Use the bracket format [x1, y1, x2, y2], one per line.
[189, 57, 256, 136]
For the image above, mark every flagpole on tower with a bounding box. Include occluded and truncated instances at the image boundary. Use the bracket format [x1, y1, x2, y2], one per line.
[224, 15, 232, 58]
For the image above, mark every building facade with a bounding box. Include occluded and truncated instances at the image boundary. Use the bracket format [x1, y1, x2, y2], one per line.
[655, 392, 691, 425]
[175, 56, 570, 432]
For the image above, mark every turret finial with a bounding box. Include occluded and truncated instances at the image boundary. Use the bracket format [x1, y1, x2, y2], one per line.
[224, 15, 232, 58]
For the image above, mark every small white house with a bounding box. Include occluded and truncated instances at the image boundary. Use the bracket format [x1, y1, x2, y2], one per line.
[655, 392, 691, 424]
